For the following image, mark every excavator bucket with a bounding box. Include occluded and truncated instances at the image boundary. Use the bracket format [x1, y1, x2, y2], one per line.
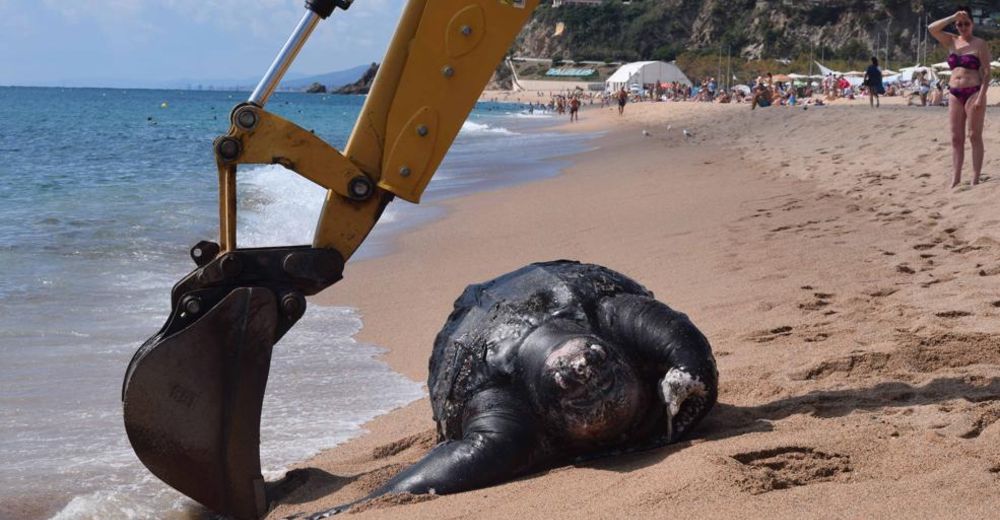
[123, 244, 343, 519]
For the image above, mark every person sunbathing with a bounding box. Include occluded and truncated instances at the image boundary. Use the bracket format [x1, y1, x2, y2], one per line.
[751, 84, 773, 110]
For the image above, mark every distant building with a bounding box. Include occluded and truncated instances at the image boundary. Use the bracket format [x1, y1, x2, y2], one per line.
[552, 0, 603, 7]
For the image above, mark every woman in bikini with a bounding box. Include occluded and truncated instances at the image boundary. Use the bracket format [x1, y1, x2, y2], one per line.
[929, 8, 991, 188]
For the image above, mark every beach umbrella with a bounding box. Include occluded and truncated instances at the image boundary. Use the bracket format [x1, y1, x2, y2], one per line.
[931, 61, 950, 70]
[844, 71, 864, 77]
[881, 69, 897, 75]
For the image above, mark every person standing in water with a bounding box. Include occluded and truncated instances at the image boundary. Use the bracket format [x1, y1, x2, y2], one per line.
[863, 57, 884, 108]
[929, 8, 991, 188]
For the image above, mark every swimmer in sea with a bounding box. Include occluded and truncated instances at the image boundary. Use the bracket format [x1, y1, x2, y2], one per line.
[929, 7, 991, 188]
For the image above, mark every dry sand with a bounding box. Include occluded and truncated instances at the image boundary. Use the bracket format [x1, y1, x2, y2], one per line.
[267, 95, 1000, 519]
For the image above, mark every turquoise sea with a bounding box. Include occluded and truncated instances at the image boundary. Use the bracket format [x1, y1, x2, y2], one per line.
[0, 87, 590, 519]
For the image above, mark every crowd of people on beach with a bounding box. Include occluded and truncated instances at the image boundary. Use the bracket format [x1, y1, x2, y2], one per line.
[509, 9, 990, 190]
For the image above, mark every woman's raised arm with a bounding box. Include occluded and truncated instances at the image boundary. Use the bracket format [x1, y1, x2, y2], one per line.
[928, 11, 965, 49]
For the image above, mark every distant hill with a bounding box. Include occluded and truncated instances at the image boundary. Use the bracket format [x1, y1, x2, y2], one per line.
[334, 63, 379, 95]
[279, 64, 372, 91]
[513, 0, 1000, 82]
[149, 64, 371, 91]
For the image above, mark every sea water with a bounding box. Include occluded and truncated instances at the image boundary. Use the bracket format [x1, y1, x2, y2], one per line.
[0, 87, 590, 519]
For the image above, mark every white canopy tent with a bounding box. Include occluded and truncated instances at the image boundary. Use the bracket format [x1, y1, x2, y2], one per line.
[813, 61, 873, 87]
[897, 65, 938, 84]
[605, 61, 691, 92]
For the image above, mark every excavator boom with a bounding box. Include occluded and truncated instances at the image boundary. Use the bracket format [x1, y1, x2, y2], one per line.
[121, 1, 539, 518]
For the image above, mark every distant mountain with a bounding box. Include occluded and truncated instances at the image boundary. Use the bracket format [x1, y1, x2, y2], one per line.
[24, 64, 372, 90]
[519, 1, 998, 63]
[279, 65, 372, 90]
[129, 64, 371, 91]
[514, 0, 999, 80]
[334, 63, 379, 95]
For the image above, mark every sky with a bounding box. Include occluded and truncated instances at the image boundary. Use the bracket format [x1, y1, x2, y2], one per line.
[0, 0, 406, 87]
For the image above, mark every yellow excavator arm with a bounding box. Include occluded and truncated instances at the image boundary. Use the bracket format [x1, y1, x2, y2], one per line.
[121, 1, 538, 518]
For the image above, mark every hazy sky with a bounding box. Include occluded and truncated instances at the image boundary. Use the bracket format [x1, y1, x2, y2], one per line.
[0, 0, 406, 87]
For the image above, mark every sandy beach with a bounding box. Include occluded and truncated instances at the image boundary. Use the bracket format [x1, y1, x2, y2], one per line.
[267, 95, 1000, 519]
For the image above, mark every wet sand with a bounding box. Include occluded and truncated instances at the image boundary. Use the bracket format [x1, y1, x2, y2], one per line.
[268, 96, 1000, 518]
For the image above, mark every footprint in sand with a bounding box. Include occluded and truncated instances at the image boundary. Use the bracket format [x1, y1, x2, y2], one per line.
[746, 326, 794, 343]
[865, 287, 899, 298]
[792, 331, 1000, 381]
[727, 447, 852, 495]
[371, 429, 438, 459]
[950, 245, 982, 254]
[935, 310, 973, 319]
[799, 293, 833, 311]
[956, 405, 1000, 439]
[920, 276, 953, 288]
[978, 266, 1000, 277]
[804, 332, 830, 343]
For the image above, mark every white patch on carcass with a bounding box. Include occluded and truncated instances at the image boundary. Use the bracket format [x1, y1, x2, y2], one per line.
[660, 368, 706, 417]
[660, 368, 706, 441]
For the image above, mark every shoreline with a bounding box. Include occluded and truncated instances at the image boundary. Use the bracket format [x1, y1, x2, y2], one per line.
[269, 97, 1000, 518]
[348, 109, 598, 263]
